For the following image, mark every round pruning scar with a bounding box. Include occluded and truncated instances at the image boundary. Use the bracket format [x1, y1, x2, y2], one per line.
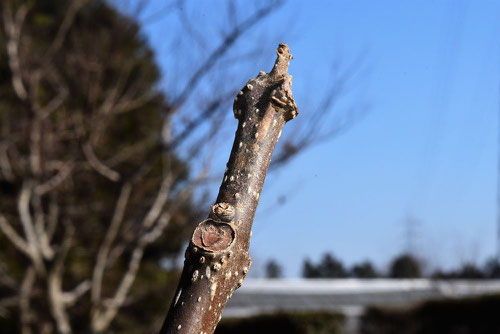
[192, 219, 236, 252]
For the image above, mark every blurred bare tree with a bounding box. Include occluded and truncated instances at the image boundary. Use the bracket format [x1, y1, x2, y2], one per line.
[265, 259, 283, 279]
[0, 0, 367, 333]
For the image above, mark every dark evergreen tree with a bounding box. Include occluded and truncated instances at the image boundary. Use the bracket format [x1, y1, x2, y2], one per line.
[389, 254, 421, 278]
[265, 259, 283, 279]
[484, 258, 500, 278]
[351, 261, 379, 278]
[303, 258, 321, 278]
[302, 253, 347, 278]
[319, 253, 348, 278]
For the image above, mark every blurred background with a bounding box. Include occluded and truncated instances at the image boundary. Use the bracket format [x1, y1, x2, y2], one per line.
[1, 0, 499, 333]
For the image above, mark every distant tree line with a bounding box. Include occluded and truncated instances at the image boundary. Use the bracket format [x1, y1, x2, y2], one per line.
[264, 253, 500, 279]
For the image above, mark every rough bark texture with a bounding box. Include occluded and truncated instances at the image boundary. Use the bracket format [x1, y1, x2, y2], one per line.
[159, 43, 298, 334]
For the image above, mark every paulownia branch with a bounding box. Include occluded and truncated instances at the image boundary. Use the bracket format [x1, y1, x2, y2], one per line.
[159, 43, 298, 334]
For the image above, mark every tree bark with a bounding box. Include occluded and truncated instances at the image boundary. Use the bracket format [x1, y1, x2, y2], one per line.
[159, 43, 298, 334]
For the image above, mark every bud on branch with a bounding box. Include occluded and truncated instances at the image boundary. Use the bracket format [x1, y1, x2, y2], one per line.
[159, 43, 298, 334]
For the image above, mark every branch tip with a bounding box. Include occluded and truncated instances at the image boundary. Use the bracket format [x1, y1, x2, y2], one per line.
[271, 43, 292, 77]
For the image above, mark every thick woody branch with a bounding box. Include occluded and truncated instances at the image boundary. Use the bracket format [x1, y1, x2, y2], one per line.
[159, 43, 298, 334]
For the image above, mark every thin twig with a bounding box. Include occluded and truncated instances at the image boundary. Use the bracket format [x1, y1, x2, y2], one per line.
[17, 183, 45, 273]
[82, 143, 121, 182]
[0, 214, 31, 257]
[91, 182, 132, 304]
[19, 266, 36, 334]
[2, 3, 29, 100]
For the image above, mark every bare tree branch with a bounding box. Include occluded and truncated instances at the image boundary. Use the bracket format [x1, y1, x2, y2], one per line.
[43, 0, 86, 63]
[0, 143, 15, 181]
[92, 245, 145, 333]
[0, 260, 18, 289]
[160, 43, 298, 334]
[0, 214, 31, 257]
[172, 0, 283, 107]
[92, 164, 207, 333]
[175, 0, 208, 51]
[62, 280, 91, 306]
[2, 3, 29, 100]
[19, 266, 36, 334]
[167, 90, 236, 151]
[82, 142, 121, 182]
[47, 226, 74, 334]
[140, 2, 176, 26]
[91, 182, 132, 304]
[143, 174, 175, 229]
[17, 183, 45, 273]
[91, 173, 174, 332]
[29, 117, 42, 177]
[35, 161, 74, 196]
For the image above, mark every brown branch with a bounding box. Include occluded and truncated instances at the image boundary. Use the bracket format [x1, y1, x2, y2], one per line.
[91, 174, 173, 333]
[62, 280, 91, 306]
[47, 226, 74, 334]
[29, 116, 42, 178]
[0, 143, 15, 181]
[159, 43, 298, 334]
[0, 214, 31, 257]
[2, 3, 29, 100]
[0, 260, 18, 290]
[43, 0, 86, 63]
[32, 192, 54, 260]
[19, 266, 36, 334]
[91, 244, 146, 333]
[92, 165, 208, 333]
[18, 183, 46, 274]
[91, 182, 132, 305]
[35, 161, 74, 195]
[82, 142, 121, 181]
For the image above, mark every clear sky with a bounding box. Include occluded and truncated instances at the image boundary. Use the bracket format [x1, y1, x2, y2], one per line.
[133, 0, 500, 277]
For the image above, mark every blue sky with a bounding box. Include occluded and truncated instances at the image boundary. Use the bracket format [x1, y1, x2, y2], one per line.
[134, 1, 500, 276]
